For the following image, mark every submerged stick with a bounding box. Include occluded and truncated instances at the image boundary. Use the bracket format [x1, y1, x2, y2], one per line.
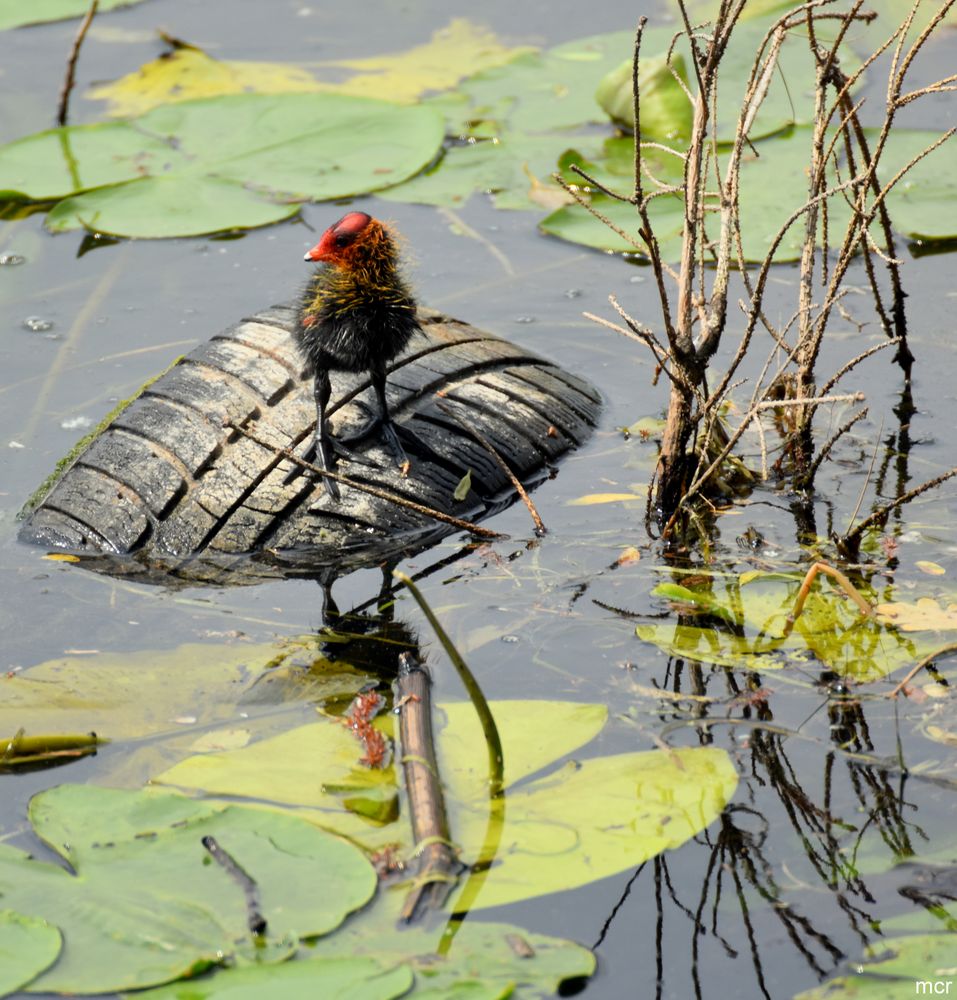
[57, 0, 99, 126]
[202, 835, 267, 936]
[395, 653, 462, 921]
[393, 571, 504, 798]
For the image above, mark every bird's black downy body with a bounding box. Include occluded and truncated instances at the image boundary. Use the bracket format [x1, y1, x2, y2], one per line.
[291, 212, 422, 499]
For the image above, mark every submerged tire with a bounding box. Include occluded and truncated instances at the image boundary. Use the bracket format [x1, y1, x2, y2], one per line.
[19, 304, 600, 585]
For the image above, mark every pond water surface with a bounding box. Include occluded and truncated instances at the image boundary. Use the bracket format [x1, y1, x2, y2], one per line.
[2, 1, 957, 998]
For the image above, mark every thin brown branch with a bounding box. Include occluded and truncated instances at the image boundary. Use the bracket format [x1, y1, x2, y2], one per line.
[433, 400, 547, 537]
[798, 407, 868, 488]
[553, 174, 647, 253]
[886, 642, 957, 699]
[227, 421, 506, 540]
[57, 0, 99, 126]
[569, 164, 636, 204]
[819, 338, 901, 396]
[841, 465, 957, 551]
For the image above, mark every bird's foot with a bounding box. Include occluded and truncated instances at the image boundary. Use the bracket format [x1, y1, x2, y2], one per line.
[338, 417, 446, 476]
[283, 432, 381, 498]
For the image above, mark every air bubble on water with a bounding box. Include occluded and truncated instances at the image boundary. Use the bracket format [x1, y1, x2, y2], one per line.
[23, 316, 54, 332]
[0, 254, 26, 266]
[515, 316, 536, 324]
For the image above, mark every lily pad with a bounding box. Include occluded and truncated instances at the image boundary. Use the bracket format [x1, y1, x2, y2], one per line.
[153, 700, 738, 908]
[0, 785, 376, 994]
[794, 933, 957, 998]
[542, 125, 864, 262]
[89, 21, 528, 116]
[0, 0, 146, 31]
[308, 905, 597, 999]
[88, 44, 323, 118]
[0, 640, 369, 743]
[319, 18, 533, 103]
[123, 957, 414, 1000]
[0, 94, 444, 238]
[879, 128, 957, 243]
[0, 910, 61, 997]
[131, 902, 594, 1000]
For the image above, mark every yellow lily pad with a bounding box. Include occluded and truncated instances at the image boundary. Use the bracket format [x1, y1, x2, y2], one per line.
[87, 42, 319, 116]
[89, 20, 528, 117]
[322, 18, 533, 102]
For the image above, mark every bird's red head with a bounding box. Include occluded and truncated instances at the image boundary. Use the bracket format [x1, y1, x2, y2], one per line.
[304, 212, 376, 265]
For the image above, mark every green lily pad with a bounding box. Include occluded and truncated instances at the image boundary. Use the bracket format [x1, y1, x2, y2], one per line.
[879, 129, 957, 243]
[131, 902, 595, 1000]
[0, 785, 376, 994]
[47, 175, 301, 239]
[383, 129, 604, 211]
[124, 956, 414, 1000]
[0, 94, 444, 238]
[0, 640, 369, 743]
[0, 0, 146, 31]
[383, 27, 675, 212]
[542, 125, 866, 262]
[153, 700, 738, 908]
[794, 933, 957, 998]
[0, 910, 62, 996]
[309, 904, 597, 999]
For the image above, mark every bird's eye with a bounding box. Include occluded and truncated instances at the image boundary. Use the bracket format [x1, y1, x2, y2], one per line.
[334, 232, 352, 248]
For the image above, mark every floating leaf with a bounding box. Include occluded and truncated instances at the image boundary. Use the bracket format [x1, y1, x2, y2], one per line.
[0, 640, 368, 743]
[0, 94, 444, 238]
[383, 129, 605, 210]
[0, 0, 147, 31]
[448, 744, 737, 909]
[126, 957, 414, 1000]
[89, 21, 527, 116]
[309, 904, 597, 997]
[925, 725, 957, 748]
[916, 560, 947, 576]
[320, 18, 532, 103]
[133, 904, 594, 1000]
[880, 129, 957, 243]
[875, 597, 957, 632]
[88, 43, 322, 117]
[0, 910, 61, 996]
[0, 786, 375, 994]
[383, 27, 671, 211]
[794, 933, 957, 999]
[567, 492, 646, 505]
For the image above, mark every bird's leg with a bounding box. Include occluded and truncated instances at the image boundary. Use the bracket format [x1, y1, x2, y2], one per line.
[338, 370, 452, 475]
[372, 369, 411, 473]
[336, 369, 409, 470]
[285, 370, 341, 499]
